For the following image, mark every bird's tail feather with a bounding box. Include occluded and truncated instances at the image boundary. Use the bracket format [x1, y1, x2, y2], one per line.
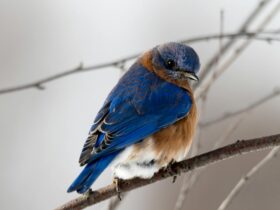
[67, 151, 119, 194]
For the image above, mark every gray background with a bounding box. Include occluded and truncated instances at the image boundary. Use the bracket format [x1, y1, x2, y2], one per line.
[0, 0, 280, 209]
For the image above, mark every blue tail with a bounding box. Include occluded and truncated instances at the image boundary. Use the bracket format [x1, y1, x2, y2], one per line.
[67, 151, 119, 194]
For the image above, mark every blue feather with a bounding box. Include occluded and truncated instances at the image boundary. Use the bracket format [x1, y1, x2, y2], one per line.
[67, 151, 120, 193]
[95, 133, 105, 147]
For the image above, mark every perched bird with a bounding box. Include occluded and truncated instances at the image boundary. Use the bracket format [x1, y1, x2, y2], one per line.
[67, 42, 200, 194]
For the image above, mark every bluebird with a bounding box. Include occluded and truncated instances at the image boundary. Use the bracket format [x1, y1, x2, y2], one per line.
[67, 42, 200, 194]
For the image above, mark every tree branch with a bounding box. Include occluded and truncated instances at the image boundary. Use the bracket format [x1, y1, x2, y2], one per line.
[179, 30, 280, 45]
[217, 146, 280, 210]
[195, 1, 280, 100]
[0, 31, 279, 95]
[174, 4, 280, 207]
[55, 133, 280, 210]
[193, 0, 272, 90]
[201, 88, 280, 127]
[0, 56, 137, 95]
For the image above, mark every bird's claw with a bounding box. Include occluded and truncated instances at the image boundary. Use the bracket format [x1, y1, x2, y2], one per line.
[113, 178, 122, 200]
[84, 188, 94, 198]
[166, 162, 180, 183]
[172, 175, 177, 183]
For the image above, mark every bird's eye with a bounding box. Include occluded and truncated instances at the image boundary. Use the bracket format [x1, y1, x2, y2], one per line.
[166, 59, 175, 69]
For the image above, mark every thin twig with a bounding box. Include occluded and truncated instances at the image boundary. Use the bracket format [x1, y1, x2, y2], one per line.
[0, 31, 279, 95]
[179, 30, 280, 44]
[201, 88, 280, 127]
[55, 133, 280, 210]
[219, 9, 225, 57]
[173, 170, 198, 210]
[0, 55, 137, 95]
[193, 0, 272, 90]
[195, 1, 280, 100]
[217, 146, 280, 210]
[214, 117, 245, 149]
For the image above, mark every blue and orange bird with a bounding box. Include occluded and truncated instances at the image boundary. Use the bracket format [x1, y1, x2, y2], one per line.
[67, 42, 200, 194]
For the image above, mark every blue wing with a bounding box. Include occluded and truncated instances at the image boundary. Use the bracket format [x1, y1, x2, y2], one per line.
[68, 63, 192, 193]
[81, 63, 192, 163]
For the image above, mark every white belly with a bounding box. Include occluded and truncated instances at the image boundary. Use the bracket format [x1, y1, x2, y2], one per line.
[110, 137, 190, 180]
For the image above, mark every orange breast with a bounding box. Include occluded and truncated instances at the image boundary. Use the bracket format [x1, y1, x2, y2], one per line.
[152, 100, 197, 165]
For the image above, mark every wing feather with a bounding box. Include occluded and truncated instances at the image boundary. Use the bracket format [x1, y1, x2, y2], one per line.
[79, 63, 192, 166]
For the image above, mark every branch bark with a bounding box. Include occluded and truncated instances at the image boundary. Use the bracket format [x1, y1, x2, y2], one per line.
[55, 133, 280, 210]
[217, 146, 280, 210]
[0, 30, 279, 95]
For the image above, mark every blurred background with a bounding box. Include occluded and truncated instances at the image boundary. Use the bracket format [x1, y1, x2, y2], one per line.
[0, 0, 280, 210]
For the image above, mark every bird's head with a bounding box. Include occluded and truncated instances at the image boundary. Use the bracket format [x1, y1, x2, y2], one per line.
[150, 42, 200, 82]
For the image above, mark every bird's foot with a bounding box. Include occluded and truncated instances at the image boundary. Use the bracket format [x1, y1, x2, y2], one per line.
[113, 177, 122, 200]
[172, 175, 177, 183]
[166, 161, 180, 183]
[84, 188, 94, 198]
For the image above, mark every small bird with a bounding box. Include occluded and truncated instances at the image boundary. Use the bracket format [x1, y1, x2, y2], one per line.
[67, 42, 200, 194]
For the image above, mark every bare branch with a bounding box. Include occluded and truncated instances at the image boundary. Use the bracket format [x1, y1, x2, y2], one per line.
[217, 146, 280, 210]
[177, 5, 280, 206]
[193, 0, 272, 90]
[201, 88, 280, 127]
[195, 1, 280, 100]
[1, 31, 279, 96]
[0, 55, 138, 95]
[214, 118, 245, 148]
[179, 30, 280, 44]
[202, 5, 280, 205]
[173, 170, 197, 210]
[55, 133, 280, 210]
[195, 2, 280, 99]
